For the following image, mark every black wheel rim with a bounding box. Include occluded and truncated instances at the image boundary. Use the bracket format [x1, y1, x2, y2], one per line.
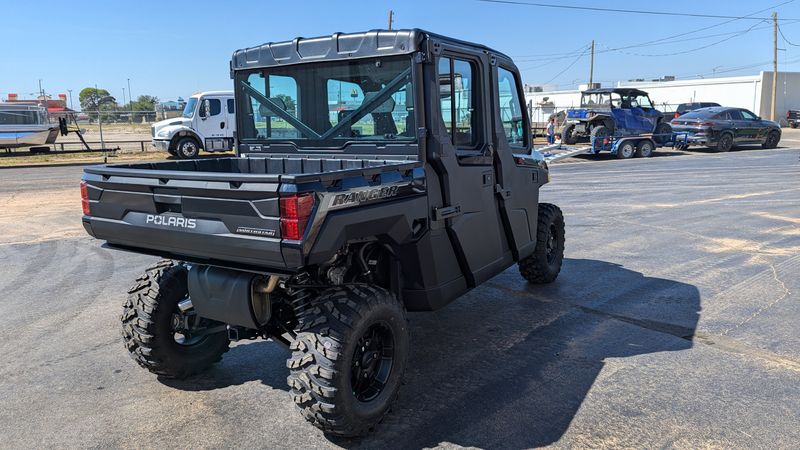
[351, 322, 395, 402]
[546, 224, 559, 264]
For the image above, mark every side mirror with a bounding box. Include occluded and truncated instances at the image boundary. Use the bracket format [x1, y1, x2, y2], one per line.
[200, 99, 210, 120]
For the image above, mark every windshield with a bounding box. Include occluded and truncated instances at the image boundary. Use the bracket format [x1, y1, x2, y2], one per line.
[182, 98, 198, 118]
[237, 56, 414, 147]
[580, 92, 623, 108]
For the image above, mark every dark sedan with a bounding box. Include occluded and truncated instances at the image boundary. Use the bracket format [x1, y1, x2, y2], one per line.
[671, 107, 781, 152]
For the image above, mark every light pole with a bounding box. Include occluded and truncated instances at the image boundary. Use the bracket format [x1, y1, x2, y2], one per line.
[67, 89, 74, 110]
[122, 87, 127, 118]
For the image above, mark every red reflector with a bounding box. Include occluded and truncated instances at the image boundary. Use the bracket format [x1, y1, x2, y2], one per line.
[80, 181, 90, 216]
[279, 193, 314, 240]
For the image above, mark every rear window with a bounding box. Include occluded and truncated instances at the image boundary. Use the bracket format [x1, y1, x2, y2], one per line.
[677, 109, 713, 119]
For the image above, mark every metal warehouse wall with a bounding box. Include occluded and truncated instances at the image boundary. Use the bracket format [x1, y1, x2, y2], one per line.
[525, 71, 800, 125]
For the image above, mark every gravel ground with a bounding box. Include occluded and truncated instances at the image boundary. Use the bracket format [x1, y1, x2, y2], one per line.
[0, 143, 798, 449]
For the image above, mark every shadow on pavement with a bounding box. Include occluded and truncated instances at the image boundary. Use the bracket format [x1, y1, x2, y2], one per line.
[353, 258, 700, 448]
[160, 258, 700, 448]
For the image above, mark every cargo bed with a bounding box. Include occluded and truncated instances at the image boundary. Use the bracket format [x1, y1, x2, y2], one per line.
[81, 155, 424, 272]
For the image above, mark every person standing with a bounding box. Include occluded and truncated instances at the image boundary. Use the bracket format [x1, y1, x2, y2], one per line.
[546, 118, 556, 145]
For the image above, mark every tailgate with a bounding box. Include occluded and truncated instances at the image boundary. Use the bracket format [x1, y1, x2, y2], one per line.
[81, 170, 293, 271]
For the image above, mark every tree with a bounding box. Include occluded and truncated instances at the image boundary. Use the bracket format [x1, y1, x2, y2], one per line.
[130, 95, 159, 122]
[78, 87, 116, 111]
[275, 94, 297, 116]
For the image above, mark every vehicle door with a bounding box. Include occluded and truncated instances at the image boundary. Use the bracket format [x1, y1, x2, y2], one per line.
[490, 63, 538, 260]
[725, 109, 746, 142]
[432, 50, 512, 286]
[739, 109, 764, 141]
[225, 98, 236, 137]
[632, 94, 658, 132]
[195, 96, 226, 144]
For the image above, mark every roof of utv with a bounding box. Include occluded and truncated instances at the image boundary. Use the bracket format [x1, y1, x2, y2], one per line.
[231, 29, 511, 71]
[582, 87, 649, 96]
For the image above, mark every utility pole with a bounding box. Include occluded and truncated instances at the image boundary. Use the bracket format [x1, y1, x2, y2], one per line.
[95, 84, 106, 153]
[127, 78, 133, 123]
[388, 10, 394, 30]
[588, 40, 595, 87]
[38, 79, 45, 106]
[122, 87, 127, 113]
[771, 12, 778, 122]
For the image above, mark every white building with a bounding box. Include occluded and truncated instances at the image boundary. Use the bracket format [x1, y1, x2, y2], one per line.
[525, 71, 800, 126]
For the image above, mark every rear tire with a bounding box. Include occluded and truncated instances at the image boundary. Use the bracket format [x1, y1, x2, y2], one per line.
[653, 122, 672, 145]
[121, 260, 230, 379]
[635, 140, 655, 158]
[519, 203, 565, 284]
[762, 130, 780, 149]
[715, 133, 733, 152]
[287, 285, 409, 437]
[175, 137, 200, 159]
[561, 123, 577, 145]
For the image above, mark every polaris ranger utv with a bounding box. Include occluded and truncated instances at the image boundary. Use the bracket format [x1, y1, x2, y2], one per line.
[80, 29, 565, 436]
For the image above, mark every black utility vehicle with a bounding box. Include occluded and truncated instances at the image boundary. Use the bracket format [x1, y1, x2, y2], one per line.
[673, 102, 720, 119]
[81, 29, 565, 436]
[671, 107, 781, 152]
[788, 109, 799, 128]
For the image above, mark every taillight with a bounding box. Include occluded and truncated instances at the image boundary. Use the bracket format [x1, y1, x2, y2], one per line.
[674, 112, 680, 118]
[279, 193, 314, 240]
[80, 181, 90, 216]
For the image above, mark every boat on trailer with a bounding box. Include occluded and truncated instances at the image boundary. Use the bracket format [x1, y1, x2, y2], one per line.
[0, 102, 59, 150]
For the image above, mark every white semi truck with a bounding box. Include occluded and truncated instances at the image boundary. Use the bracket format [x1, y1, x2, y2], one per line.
[151, 91, 235, 158]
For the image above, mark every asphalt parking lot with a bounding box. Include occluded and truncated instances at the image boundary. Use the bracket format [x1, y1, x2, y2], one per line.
[1, 142, 799, 449]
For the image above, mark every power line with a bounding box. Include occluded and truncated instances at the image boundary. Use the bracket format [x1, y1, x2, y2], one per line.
[601, 19, 768, 57]
[477, 0, 798, 20]
[542, 45, 591, 84]
[778, 23, 800, 45]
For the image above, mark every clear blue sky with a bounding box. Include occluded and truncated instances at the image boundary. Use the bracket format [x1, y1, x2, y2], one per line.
[4, 0, 799, 107]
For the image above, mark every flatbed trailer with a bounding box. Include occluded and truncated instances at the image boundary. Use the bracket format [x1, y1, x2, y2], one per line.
[540, 132, 689, 162]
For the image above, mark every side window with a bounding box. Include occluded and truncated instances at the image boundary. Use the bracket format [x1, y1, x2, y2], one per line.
[496, 67, 527, 147]
[200, 98, 221, 117]
[438, 56, 478, 147]
[245, 72, 300, 139]
[740, 109, 757, 120]
[227, 99, 235, 114]
[727, 110, 744, 121]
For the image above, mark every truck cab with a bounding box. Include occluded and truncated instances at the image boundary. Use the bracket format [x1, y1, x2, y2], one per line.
[151, 91, 236, 158]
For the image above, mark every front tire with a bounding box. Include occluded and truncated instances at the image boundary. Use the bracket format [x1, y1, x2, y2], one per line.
[175, 137, 200, 159]
[561, 123, 578, 145]
[762, 130, 780, 149]
[519, 203, 565, 284]
[287, 285, 409, 437]
[121, 260, 230, 379]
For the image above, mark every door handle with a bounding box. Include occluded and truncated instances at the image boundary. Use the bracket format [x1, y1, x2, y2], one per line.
[220, 122, 225, 129]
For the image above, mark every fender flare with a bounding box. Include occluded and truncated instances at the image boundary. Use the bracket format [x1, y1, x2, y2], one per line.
[167, 128, 203, 150]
